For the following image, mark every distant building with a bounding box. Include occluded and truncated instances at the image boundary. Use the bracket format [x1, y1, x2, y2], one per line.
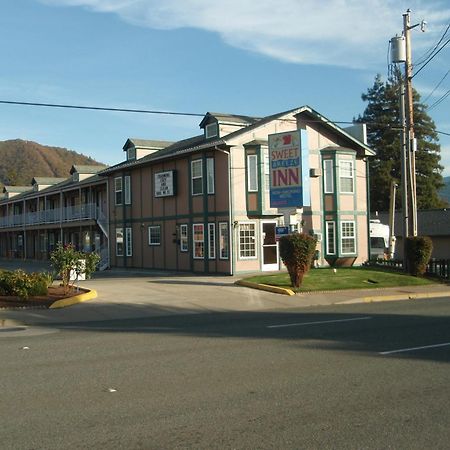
[372, 209, 450, 259]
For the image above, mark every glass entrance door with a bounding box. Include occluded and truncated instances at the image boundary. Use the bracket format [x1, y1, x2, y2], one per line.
[261, 222, 279, 271]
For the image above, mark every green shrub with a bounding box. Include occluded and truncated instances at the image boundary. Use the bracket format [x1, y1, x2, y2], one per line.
[405, 236, 433, 276]
[50, 243, 100, 293]
[279, 233, 317, 288]
[0, 270, 52, 299]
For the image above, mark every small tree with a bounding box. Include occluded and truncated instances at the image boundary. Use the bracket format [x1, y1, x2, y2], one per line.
[50, 243, 100, 293]
[279, 233, 317, 288]
[405, 236, 433, 276]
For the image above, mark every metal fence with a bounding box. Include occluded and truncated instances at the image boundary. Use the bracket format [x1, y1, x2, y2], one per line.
[373, 258, 450, 280]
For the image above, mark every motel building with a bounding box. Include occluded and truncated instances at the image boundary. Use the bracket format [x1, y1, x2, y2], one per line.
[103, 106, 375, 274]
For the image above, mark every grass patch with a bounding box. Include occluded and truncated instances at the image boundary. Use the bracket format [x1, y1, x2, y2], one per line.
[243, 267, 435, 292]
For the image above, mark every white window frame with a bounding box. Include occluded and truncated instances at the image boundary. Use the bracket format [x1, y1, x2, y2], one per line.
[125, 227, 132, 256]
[193, 223, 204, 259]
[339, 160, 354, 194]
[238, 222, 257, 259]
[208, 223, 216, 259]
[116, 227, 124, 256]
[205, 122, 218, 139]
[148, 226, 161, 246]
[207, 157, 215, 194]
[340, 221, 356, 255]
[247, 154, 258, 192]
[191, 160, 203, 196]
[219, 222, 229, 260]
[127, 147, 136, 161]
[180, 224, 188, 252]
[124, 175, 131, 205]
[324, 159, 334, 194]
[326, 221, 336, 255]
[114, 177, 123, 205]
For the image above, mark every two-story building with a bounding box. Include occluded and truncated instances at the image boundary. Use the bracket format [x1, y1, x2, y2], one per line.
[101, 106, 374, 274]
[0, 165, 108, 268]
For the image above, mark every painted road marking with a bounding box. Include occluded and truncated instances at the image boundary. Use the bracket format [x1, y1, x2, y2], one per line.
[61, 326, 176, 331]
[267, 316, 372, 329]
[380, 342, 450, 355]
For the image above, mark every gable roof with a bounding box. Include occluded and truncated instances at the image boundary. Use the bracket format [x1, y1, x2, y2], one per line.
[69, 164, 108, 175]
[100, 106, 374, 176]
[122, 138, 174, 151]
[31, 177, 67, 186]
[199, 112, 259, 128]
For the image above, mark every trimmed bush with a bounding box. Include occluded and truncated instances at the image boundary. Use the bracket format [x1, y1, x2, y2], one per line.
[279, 233, 317, 288]
[405, 236, 433, 276]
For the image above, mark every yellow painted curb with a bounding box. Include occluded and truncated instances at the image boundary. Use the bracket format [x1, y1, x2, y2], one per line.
[235, 280, 295, 296]
[49, 288, 97, 309]
[362, 291, 450, 303]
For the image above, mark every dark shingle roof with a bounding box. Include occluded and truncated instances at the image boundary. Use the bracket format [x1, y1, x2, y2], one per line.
[70, 165, 108, 175]
[123, 138, 175, 151]
[32, 177, 67, 185]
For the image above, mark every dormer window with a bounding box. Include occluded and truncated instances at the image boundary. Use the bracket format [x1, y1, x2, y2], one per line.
[127, 147, 136, 161]
[205, 122, 218, 139]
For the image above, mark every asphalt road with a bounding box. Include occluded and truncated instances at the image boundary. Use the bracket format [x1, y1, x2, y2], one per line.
[1, 297, 449, 449]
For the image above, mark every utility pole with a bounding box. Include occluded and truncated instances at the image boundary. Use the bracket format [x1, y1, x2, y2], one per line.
[403, 10, 418, 237]
[390, 10, 425, 263]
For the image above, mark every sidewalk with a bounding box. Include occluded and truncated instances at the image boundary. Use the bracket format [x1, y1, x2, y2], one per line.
[1, 259, 449, 326]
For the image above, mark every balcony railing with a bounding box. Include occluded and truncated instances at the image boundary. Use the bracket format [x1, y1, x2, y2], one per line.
[0, 203, 104, 229]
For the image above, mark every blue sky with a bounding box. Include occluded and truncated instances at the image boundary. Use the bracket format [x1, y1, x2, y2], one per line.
[1, 0, 449, 175]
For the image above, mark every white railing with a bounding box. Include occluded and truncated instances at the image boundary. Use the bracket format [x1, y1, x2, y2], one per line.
[0, 203, 106, 228]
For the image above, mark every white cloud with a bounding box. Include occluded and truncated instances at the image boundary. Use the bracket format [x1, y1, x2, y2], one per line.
[39, 0, 450, 68]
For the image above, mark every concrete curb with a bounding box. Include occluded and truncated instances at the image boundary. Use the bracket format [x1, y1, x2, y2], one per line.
[49, 288, 97, 309]
[336, 290, 450, 305]
[235, 280, 295, 296]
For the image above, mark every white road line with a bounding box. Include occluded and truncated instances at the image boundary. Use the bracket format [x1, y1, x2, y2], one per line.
[61, 326, 176, 331]
[379, 342, 450, 355]
[267, 316, 372, 329]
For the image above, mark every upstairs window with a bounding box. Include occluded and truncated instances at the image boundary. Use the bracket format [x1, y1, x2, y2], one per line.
[247, 154, 258, 192]
[114, 177, 123, 205]
[324, 159, 334, 194]
[205, 122, 218, 139]
[127, 147, 136, 161]
[191, 160, 203, 195]
[339, 160, 354, 194]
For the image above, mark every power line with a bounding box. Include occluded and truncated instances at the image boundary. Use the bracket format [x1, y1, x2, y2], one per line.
[0, 100, 205, 118]
[423, 69, 450, 103]
[414, 23, 450, 67]
[428, 87, 450, 111]
[0, 97, 448, 136]
[412, 36, 450, 78]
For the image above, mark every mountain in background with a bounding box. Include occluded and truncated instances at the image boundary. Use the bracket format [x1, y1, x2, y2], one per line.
[439, 176, 450, 205]
[0, 139, 104, 187]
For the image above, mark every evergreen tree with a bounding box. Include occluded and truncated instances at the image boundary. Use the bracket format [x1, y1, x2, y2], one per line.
[357, 74, 446, 211]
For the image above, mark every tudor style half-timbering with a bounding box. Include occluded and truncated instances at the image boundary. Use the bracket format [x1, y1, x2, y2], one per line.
[102, 106, 374, 274]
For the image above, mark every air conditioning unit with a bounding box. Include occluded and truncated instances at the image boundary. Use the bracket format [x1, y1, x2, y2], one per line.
[310, 168, 321, 177]
[314, 232, 323, 242]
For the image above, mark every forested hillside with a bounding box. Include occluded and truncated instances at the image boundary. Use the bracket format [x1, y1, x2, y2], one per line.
[0, 139, 103, 187]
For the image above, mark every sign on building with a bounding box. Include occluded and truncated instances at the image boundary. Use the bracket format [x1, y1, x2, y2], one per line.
[268, 130, 310, 208]
[154, 170, 176, 197]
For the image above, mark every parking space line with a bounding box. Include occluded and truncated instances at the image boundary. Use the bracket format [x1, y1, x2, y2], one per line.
[267, 316, 372, 329]
[379, 342, 450, 355]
